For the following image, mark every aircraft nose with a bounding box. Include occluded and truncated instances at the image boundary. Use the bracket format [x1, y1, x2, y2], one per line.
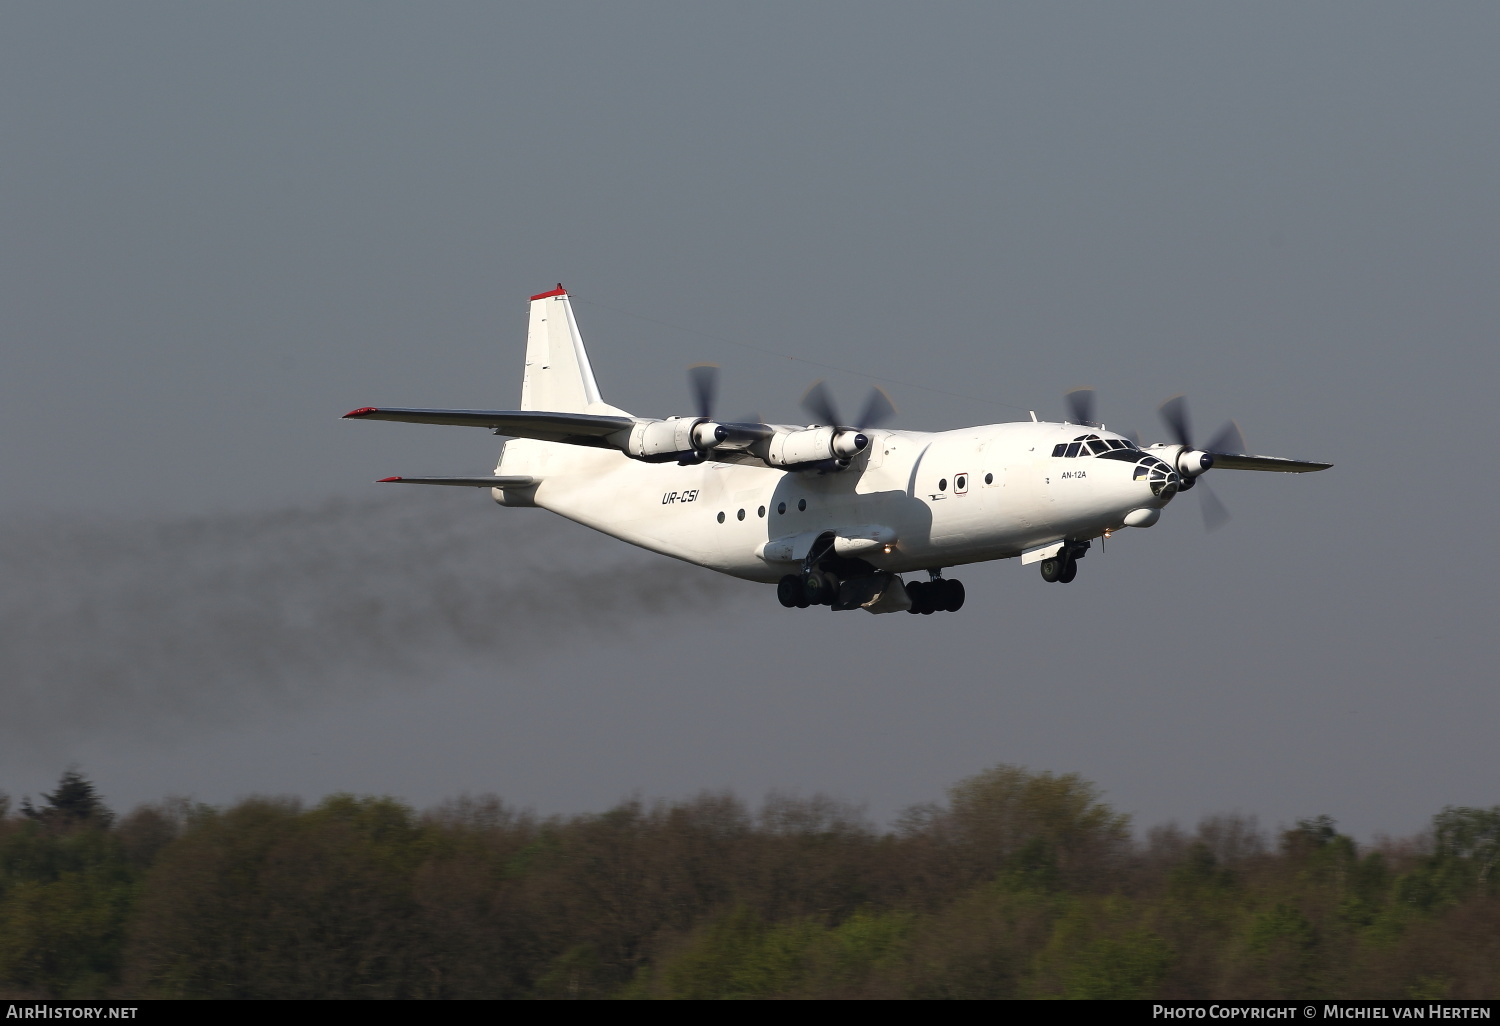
[1132, 456, 1180, 499]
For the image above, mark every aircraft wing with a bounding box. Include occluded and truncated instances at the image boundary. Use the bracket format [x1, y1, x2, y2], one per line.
[343, 407, 634, 447]
[1210, 453, 1332, 473]
[376, 476, 536, 487]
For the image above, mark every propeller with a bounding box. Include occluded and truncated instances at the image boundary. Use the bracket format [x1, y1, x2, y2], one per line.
[800, 380, 897, 430]
[1198, 482, 1232, 532]
[857, 386, 897, 430]
[1158, 394, 1193, 448]
[687, 363, 720, 420]
[1157, 394, 1246, 455]
[1206, 419, 1246, 457]
[1064, 387, 1098, 427]
[1157, 394, 1245, 532]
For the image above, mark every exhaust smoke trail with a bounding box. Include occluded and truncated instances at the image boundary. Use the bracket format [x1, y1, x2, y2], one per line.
[0, 490, 746, 750]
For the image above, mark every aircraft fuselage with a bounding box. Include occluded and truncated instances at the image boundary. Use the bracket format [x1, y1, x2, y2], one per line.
[499, 420, 1174, 582]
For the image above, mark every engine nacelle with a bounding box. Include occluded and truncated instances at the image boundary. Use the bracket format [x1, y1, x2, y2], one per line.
[765, 427, 869, 469]
[831, 430, 869, 459]
[1176, 449, 1214, 478]
[1148, 444, 1215, 479]
[624, 418, 726, 462]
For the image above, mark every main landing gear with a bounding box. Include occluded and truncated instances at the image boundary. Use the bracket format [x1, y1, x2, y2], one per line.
[777, 571, 826, 608]
[776, 570, 965, 614]
[905, 577, 964, 614]
[776, 569, 880, 610]
[1038, 541, 1090, 584]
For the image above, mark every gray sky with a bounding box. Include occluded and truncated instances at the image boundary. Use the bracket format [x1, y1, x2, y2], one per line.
[2, 3, 1497, 838]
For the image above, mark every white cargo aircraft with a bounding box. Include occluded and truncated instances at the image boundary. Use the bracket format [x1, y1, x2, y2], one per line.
[345, 285, 1330, 614]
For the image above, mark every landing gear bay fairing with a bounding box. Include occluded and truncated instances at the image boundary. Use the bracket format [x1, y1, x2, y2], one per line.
[344, 285, 1330, 615]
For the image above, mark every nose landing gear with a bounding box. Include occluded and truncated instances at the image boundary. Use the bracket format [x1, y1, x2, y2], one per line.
[1039, 541, 1089, 584]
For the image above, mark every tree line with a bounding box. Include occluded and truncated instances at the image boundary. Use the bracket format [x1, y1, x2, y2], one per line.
[0, 766, 1496, 999]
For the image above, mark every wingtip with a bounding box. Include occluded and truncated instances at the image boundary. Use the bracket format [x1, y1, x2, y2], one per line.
[343, 407, 378, 419]
[376, 476, 403, 483]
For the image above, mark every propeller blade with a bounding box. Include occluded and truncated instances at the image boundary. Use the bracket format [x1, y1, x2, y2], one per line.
[1198, 479, 1232, 532]
[1065, 387, 1097, 426]
[688, 363, 719, 420]
[856, 386, 897, 429]
[1123, 427, 1142, 448]
[1159, 394, 1193, 448]
[1205, 419, 1246, 456]
[801, 380, 842, 427]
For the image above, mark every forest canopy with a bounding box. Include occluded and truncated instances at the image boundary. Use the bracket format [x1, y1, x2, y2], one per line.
[0, 765, 1496, 999]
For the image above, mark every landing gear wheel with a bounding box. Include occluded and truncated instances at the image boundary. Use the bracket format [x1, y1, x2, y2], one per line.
[1058, 558, 1078, 584]
[802, 572, 826, 606]
[927, 579, 953, 611]
[803, 571, 839, 606]
[777, 575, 802, 608]
[944, 579, 966, 611]
[905, 581, 924, 613]
[1039, 558, 1062, 583]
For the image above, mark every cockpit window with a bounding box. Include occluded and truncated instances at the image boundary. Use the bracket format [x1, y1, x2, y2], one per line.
[1056, 434, 1135, 458]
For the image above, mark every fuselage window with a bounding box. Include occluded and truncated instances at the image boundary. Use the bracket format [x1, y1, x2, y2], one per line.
[1087, 439, 1110, 455]
[717, 511, 725, 523]
[777, 501, 787, 515]
[757, 506, 766, 518]
[737, 508, 745, 521]
[797, 498, 807, 511]
[1065, 442, 1082, 458]
[956, 474, 968, 491]
[938, 478, 947, 491]
[984, 473, 993, 484]
[1052, 443, 1066, 457]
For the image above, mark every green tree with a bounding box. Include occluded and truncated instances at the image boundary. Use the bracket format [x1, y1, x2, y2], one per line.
[1433, 807, 1500, 886]
[125, 795, 440, 998]
[0, 777, 134, 998]
[20, 771, 113, 829]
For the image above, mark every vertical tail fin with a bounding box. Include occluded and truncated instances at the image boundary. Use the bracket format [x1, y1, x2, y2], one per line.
[520, 285, 603, 412]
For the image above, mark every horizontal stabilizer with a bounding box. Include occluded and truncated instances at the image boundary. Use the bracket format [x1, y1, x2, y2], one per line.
[344, 407, 633, 447]
[1210, 453, 1332, 473]
[376, 476, 537, 488]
